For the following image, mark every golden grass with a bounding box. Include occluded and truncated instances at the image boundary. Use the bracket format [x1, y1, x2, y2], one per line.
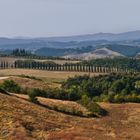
[0, 76, 53, 89]
[0, 68, 99, 89]
[0, 93, 140, 140]
[0, 69, 105, 80]
[12, 93, 90, 117]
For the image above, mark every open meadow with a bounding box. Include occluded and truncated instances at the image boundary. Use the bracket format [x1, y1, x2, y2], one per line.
[0, 68, 105, 83]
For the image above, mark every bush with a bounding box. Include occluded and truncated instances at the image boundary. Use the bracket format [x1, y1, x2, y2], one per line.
[78, 95, 91, 106]
[28, 89, 39, 104]
[0, 80, 21, 93]
[79, 96, 107, 117]
[86, 102, 107, 116]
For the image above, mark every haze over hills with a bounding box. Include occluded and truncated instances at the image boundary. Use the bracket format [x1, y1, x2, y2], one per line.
[1, 30, 140, 59]
[1, 30, 140, 42]
[39, 30, 140, 42]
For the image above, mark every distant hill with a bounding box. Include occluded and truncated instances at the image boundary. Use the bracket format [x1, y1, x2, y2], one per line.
[38, 30, 140, 42]
[1, 30, 140, 58]
[64, 47, 124, 60]
[106, 44, 140, 57]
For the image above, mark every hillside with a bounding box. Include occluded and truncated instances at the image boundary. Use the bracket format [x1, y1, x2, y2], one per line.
[0, 93, 140, 140]
[106, 44, 140, 57]
[64, 47, 123, 60]
[1, 31, 140, 58]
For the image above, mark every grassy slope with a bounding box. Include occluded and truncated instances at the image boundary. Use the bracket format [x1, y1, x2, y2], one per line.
[0, 69, 105, 88]
[0, 76, 52, 89]
[0, 93, 140, 140]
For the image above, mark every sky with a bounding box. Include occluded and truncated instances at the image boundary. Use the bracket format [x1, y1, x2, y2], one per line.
[0, 0, 140, 37]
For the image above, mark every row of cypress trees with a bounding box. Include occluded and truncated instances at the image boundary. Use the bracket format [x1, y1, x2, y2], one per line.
[14, 60, 131, 73]
[0, 60, 132, 73]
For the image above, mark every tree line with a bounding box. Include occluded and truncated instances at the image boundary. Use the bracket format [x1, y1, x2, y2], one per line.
[62, 74, 140, 103]
[0, 60, 131, 73]
[80, 58, 140, 72]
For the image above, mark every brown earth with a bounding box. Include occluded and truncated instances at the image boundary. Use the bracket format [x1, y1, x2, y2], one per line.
[0, 93, 140, 140]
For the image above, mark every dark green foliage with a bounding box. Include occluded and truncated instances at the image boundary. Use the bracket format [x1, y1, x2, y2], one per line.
[28, 89, 39, 104]
[0, 88, 9, 95]
[12, 48, 32, 56]
[110, 79, 127, 93]
[81, 58, 140, 72]
[78, 95, 91, 107]
[25, 88, 70, 101]
[5, 73, 139, 104]
[78, 95, 107, 116]
[63, 73, 140, 103]
[0, 80, 21, 93]
[86, 102, 107, 116]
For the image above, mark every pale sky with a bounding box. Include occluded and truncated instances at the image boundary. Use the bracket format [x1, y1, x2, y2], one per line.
[0, 0, 140, 37]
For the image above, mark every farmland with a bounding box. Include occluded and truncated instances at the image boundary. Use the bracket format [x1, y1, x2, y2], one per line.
[0, 68, 105, 82]
[0, 58, 140, 140]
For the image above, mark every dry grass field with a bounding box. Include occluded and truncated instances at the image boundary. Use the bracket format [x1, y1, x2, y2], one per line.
[0, 68, 140, 140]
[12, 93, 90, 117]
[0, 93, 140, 140]
[0, 76, 53, 89]
[0, 69, 105, 81]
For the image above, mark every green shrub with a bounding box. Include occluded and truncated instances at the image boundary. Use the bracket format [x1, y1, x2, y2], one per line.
[86, 102, 107, 116]
[0, 80, 21, 93]
[79, 96, 107, 117]
[78, 95, 91, 106]
[28, 89, 39, 104]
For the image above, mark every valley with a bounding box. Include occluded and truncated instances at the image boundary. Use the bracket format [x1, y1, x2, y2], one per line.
[1, 1, 140, 139]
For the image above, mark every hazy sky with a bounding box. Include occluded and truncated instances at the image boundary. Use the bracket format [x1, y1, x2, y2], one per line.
[0, 0, 140, 37]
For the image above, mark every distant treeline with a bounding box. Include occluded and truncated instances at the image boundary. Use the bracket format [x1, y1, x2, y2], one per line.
[0, 48, 77, 61]
[81, 58, 140, 72]
[0, 59, 132, 73]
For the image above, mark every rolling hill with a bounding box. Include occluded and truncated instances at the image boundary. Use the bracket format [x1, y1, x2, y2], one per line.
[64, 47, 124, 60]
[0, 92, 140, 140]
[1, 31, 140, 58]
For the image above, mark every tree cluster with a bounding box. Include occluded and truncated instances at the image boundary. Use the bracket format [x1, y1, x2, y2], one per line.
[62, 74, 140, 103]
[80, 58, 140, 72]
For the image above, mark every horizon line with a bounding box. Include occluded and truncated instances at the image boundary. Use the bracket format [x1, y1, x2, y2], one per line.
[0, 30, 140, 39]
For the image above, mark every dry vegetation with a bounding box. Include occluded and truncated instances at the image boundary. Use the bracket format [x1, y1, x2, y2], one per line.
[0, 68, 140, 140]
[12, 93, 90, 117]
[0, 93, 140, 140]
[0, 69, 103, 79]
[0, 76, 52, 89]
